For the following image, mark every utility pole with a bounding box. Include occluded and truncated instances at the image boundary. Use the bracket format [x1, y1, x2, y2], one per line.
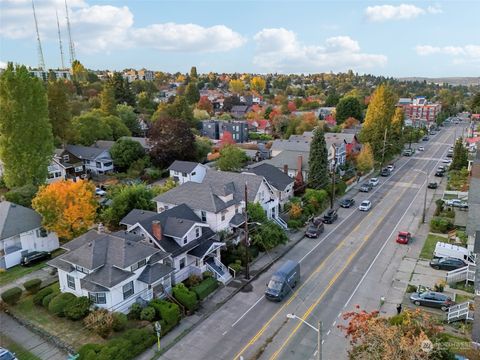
[317, 321, 322, 360]
[422, 177, 428, 224]
[244, 182, 250, 280]
[330, 146, 336, 209]
[381, 127, 388, 169]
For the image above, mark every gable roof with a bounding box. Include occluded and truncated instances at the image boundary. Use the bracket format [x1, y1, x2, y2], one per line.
[247, 164, 293, 191]
[271, 139, 311, 153]
[120, 209, 158, 227]
[137, 263, 174, 285]
[168, 160, 200, 173]
[66, 144, 110, 161]
[0, 201, 42, 240]
[252, 150, 309, 172]
[94, 140, 115, 150]
[324, 132, 356, 146]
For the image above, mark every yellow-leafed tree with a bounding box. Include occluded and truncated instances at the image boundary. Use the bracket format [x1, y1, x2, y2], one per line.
[228, 79, 245, 94]
[32, 180, 98, 240]
[250, 76, 266, 94]
[356, 143, 374, 174]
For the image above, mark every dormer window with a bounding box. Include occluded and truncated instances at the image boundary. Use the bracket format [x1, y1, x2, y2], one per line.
[183, 237, 188, 245]
[195, 227, 200, 238]
[131, 259, 147, 271]
[63, 154, 69, 162]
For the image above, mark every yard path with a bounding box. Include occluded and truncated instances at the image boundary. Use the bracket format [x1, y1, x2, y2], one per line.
[0, 267, 57, 294]
[0, 312, 68, 360]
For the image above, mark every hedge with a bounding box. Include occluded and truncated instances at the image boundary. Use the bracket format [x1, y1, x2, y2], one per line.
[172, 284, 198, 312]
[1, 287, 22, 305]
[112, 312, 128, 332]
[192, 278, 219, 300]
[78, 328, 156, 360]
[48, 292, 76, 317]
[149, 299, 180, 335]
[128, 303, 142, 320]
[33, 287, 54, 305]
[64, 296, 91, 320]
[23, 278, 42, 294]
[42, 293, 56, 307]
[140, 306, 156, 321]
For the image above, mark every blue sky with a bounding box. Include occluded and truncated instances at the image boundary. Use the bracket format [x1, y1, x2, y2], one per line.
[1, 0, 479, 77]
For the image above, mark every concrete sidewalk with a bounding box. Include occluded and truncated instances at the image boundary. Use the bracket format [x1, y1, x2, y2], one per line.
[0, 267, 57, 295]
[136, 230, 307, 360]
[0, 312, 68, 360]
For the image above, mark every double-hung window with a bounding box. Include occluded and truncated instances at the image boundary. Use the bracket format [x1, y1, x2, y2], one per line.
[89, 292, 106, 304]
[122, 281, 134, 300]
[66, 275, 75, 290]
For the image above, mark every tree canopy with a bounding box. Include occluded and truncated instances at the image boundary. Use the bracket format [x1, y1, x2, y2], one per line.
[450, 138, 468, 171]
[355, 143, 374, 174]
[47, 79, 72, 145]
[216, 144, 247, 172]
[308, 127, 329, 189]
[110, 139, 145, 171]
[335, 96, 363, 124]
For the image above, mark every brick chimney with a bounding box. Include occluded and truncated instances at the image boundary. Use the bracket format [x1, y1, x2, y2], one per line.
[152, 220, 162, 240]
[283, 164, 288, 174]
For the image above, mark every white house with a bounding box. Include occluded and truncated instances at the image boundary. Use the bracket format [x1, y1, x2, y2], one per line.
[120, 204, 231, 284]
[66, 144, 114, 175]
[0, 201, 59, 269]
[168, 161, 207, 185]
[48, 230, 174, 314]
[153, 170, 280, 232]
[46, 149, 87, 184]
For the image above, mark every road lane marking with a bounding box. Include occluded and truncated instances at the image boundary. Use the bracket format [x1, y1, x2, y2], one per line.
[231, 295, 265, 327]
[327, 330, 331, 336]
[332, 321, 336, 327]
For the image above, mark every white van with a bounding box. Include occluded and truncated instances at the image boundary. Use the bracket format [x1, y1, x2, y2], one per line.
[433, 242, 476, 264]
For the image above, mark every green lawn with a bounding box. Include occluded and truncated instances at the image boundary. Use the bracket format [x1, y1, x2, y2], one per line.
[9, 282, 105, 350]
[0, 249, 64, 286]
[455, 293, 474, 303]
[0, 334, 41, 360]
[419, 234, 447, 259]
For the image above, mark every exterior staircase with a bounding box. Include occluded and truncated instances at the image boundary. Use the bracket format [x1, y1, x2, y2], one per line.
[206, 257, 232, 284]
[273, 216, 288, 230]
[447, 301, 475, 323]
[446, 264, 476, 284]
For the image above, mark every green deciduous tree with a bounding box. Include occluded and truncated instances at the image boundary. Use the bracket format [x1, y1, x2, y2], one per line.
[71, 113, 113, 145]
[335, 96, 363, 124]
[216, 144, 247, 172]
[185, 82, 200, 105]
[190, 66, 198, 79]
[47, 79, 72, 145]
[252, 221, 288, 251]
[471, 92, 480, 114]
[155, 95, 196, 128]
[103, 115, 131, 140]
[0, 64, 54, 188]
[247, 202, 268, 223]
[450, 138, 468, 171]
[194, 136, 212, 163]
[116, 104, 141, 135]
[110, 139, 145, 171]
[308, 127, 329, 189]
[100, 84, 117, 115]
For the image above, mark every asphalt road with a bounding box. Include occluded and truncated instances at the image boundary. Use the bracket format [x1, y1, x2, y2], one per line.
[161, 125, 457, 360]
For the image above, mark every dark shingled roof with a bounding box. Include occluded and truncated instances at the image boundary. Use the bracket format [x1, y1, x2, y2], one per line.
[0, 201, 42, 240]
[229, 213, 245, 227]
[137, 263, 174, 285]
[168, 160, 199, 173]
[66, 144, 110, 161]
[187, 239, 217, 258]
[120, 209, 158, 227]
[247, 163, 293, 191]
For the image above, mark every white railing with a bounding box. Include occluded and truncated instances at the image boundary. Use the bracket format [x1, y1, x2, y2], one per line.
[447, 301, 474, 323]
[273, 216, 288, 230]
[446, 264, 476, 284]
[206, 259, 232, 284]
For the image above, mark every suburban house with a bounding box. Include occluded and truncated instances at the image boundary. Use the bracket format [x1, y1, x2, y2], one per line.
[0, 201, 59, 269]
[324, 133, 362, 159]
[154, 170, 282, 232]
[120, 204, 231, 284]
[47, 148, 86, 184]
[231, 105, 251, 119]
[271, 138, 311, 157]
[168, 161, 208, 184]
[66, 144, 114, 175]
[324, 134, 348, 167]
[253, 151, 309, 181]
[47, 230, 174, 314]
[246, 164, 294, 210]
[201, 120, 249, 143]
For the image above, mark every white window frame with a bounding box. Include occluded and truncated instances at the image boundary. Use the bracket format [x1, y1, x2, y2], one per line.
[67, 274, 75, 290]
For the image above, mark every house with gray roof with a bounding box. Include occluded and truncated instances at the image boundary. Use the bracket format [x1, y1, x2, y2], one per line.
[121, 204, 231, 284]
[0, 201, 59, 269]
[252, 150, 309, 180]
[168, 161, 207, 184]
[66, 144, 114, 175]
[47, 148, 86, 184]
[48, 230, 173, 313]
[153, 169, 280, 232]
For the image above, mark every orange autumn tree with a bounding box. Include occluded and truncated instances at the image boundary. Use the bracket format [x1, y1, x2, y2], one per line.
[32, 180, 98, 240]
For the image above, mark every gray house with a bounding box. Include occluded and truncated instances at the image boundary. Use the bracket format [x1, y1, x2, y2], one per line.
[201, 120, 249, 143]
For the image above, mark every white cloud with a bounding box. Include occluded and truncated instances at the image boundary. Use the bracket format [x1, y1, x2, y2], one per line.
[0, 0, 245, 54]
[365, 3, 442, 22]
[416, 44, 480, 65]
[253, 28, 387, 73]
[0, 61, 7, 69]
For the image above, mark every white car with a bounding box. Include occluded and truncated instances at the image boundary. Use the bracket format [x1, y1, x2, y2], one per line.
[442, 159, 452, 164]
[95, 188, 107, 197]
[444, 199, 468, 209]
[369, 178, 379, 186]
[359, 200, 372, 211]
[417, 146, 425, 151]
[387, 164, 395, 172]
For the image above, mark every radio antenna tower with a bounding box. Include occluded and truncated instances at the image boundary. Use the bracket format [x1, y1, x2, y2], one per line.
[31, 0, 46, 70]
[56, 10, 65, 69]
[64, 0, 76, 65]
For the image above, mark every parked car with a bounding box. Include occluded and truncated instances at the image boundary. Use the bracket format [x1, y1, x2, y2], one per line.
[442, 159, 452, 164]
[305, 223, 324, 238]
[409, 291, 454, 311]
[417, 146, 425, 151]
[20, 251, 51, 266]
[396, 231, 411, 244]
[403, 149, 413, 156]
[445, 199, 468, 209]
[265, 260, 300, 302]
[369, 178, 379, 186]
[339, 198, 355, 208]
[359, 200, 372, 211]
[429, 257, 467, 271]
[380, 168, 390, 177]
[427, 182, 438, 189]
[95, 187, 107, 196]
[438, 165, 447, 172]
[387, 164, 395, 172]
[435, 171, 444, 177]
[0, 347, 17, 360]
[422, 136, 429, 141]
[322, 209, 338, 224]
[446, 152, 453, 158]
[359, 183, 372, 192]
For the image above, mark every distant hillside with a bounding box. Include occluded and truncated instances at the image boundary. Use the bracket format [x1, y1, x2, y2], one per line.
[397, 77, 480, 86]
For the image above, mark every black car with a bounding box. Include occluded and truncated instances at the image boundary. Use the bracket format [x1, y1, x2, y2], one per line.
[422, 136, 429, 141]
[21, 251, 51, 266]
[446, 152, 453, 158]
[435, 171, 444, 177]
[380, 168, 390, 177]
[410, 291, 454, 311]
[340, 198, 355, 208]
[429, 257, 466, 271]
[305, 223, 324, 238]
[359, 183, 372, 192]
[427, 182, 438, 189]
[322, 209, 338, 224]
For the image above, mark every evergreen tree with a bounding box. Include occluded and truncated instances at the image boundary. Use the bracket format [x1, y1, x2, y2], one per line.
[308, 127, 329, 189]
[0, 64, 54, 188]
[450, 138, 468, 171]
[108, 72, 135, 106]
[100, 84, 117, 115]
[359, 84, 397, 161]
[47, 79, 72, 145]
[185, 82, 200, 104]
[190, 66, 198, 79]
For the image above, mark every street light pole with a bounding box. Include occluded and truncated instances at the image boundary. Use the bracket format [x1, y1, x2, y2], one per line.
[381, 127, 388, 169]
[244, 182, 250, 280]
[414, 169, 428, 224]
[330, 147, 336, 209]
[286, 314, 322, 360]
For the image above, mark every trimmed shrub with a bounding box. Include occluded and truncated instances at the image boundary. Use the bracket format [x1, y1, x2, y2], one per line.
[192, 277, 219, 301]
[84, 309, 114, 338]
[172, 284, 198, 312]
[406, 284, 417, 293]
[228, 261, 242, 274]
[202, 271, 214, 279]
[33, 287, 53, 305]
[1, 287, 22, 305]
[149, 299, 180, 335]
[430, 217, 455, 234]
[140, 306, 156, 321]
[23, 278, 42, 294]
[128, 303, 142, 320]
[48, 292, 76, 317]
[42, 293, 56, 307]
[183, 274, 202, 288]
[287, 219, 303, 229]
[112, 312, 128, 332]
[65, 296, 91, 320]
